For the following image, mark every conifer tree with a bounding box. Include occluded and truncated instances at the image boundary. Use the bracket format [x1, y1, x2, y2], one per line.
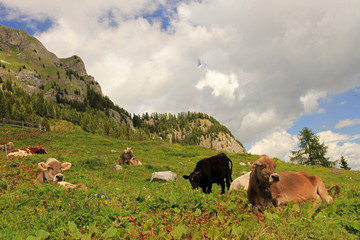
[290, 127, 336, 167]
[339, 156, 351, 170]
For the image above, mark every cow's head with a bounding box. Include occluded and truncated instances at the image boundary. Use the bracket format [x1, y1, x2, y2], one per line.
[250, 155, 280, 185]
[125, 147, 132, 154]
[38, 158, 72, 183]
[183, 171, 201, 190]
[35, 147, 48, 154]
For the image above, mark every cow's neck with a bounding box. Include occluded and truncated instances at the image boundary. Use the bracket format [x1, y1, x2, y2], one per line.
[43, 172, 49, 183]
[259, 183, 272, 199]
[251, 170, 273, 207]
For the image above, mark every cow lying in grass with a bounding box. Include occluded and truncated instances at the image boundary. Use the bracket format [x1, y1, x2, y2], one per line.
[248, 155, 340, 211]
[230, 171, 250, 192]
[7, 147, 47, 157]
[0, 142, 14, 153]
[119, 147, 142, 165]
[37, 158, 87, 190]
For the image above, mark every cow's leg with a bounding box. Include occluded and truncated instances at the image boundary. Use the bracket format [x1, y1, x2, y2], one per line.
[316, 182, 332, 203]
[220, 180, 225, 194]
[272, 195, 288, 206]
[207, 184, 212, 194]
[226, 175, 231, 190]
[201, 186, 207, 194]
[310, 176, 333, 203]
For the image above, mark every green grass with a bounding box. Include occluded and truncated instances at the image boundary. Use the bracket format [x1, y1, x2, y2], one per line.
[0, 126, 359, 239]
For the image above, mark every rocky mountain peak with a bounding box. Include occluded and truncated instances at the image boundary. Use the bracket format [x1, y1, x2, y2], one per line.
[0, 24, 103, 101]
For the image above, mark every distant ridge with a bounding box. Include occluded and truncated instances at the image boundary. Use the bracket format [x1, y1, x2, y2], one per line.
[0, 24, 246, 153]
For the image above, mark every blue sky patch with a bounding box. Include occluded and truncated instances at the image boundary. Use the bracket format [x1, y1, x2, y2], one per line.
[142, 2, 179, 31]
[0, 3, 52, 35]
[289, 88, 360, 138]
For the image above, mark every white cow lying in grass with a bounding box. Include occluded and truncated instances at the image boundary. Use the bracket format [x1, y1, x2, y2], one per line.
[37, 158, 87, 190]
[229, 171, 250, 191]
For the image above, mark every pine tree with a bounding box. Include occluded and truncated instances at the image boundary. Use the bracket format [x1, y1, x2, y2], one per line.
[290, 127, 336, 167]
[339, 156, 351, 170]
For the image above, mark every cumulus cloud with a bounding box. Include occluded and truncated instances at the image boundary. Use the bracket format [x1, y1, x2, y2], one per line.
[318, 131, 360, 170]
[2, 0, 360, 158]
[335, 118, 360, 129]
[300, 91, 327, 114]
[196, 69, 239, 101]
[249, 130, 299, 161]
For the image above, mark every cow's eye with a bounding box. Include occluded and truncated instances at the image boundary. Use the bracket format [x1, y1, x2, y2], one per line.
[47, 166, 53, 170]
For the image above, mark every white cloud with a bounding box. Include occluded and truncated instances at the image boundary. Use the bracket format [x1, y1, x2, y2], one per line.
[300, 90, 327, 114]
[335, 118, 360, 129]
[316, 108, 326, 114]
[249, 130, 299, 161]
[196, 69, 239, 101]
[318, 131, 360, 170]
[2, 0, 360, 153]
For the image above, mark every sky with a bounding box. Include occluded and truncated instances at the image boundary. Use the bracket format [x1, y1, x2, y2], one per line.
[1, 0, 360, 170]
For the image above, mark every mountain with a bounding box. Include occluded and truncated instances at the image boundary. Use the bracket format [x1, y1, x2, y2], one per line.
[0, 24, 246, 153]
[0, 25, 101, 102]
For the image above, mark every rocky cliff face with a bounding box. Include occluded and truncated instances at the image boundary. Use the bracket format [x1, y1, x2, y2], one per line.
[166, 119, 246, 153]
[0, 25, 102, 101]
[199, 132, 246, 153]
[0, 25, 59, 65]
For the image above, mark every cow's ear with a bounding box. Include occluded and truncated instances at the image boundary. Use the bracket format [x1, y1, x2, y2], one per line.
[61, 162, 72, 171]
[38, 162, 47, 171]
[183, 175, 190, 180]
[250, 161, 258, 171]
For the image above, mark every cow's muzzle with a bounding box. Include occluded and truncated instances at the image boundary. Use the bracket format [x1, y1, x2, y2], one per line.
[269, 173, 280, 183]
[54, 174, 64, 182]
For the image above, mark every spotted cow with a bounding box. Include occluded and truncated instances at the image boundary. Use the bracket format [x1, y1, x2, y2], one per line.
[7, 147, 47, 157]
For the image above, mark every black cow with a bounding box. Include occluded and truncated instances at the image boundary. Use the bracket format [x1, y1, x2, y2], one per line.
[183, 153, 233, 194]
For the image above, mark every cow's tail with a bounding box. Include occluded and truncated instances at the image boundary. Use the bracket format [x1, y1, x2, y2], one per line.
[327, 185, 340, 198]
[229, 158, 233, 182]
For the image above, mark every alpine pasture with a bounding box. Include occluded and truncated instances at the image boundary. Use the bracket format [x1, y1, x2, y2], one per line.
[0, 126, 359, 239]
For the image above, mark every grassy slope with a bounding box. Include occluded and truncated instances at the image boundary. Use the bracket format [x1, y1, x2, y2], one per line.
[0, 126, 359, 239]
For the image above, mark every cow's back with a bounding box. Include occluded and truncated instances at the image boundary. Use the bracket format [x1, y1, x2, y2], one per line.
[196, 153, 231, 181]
[270, 172, 320, 204]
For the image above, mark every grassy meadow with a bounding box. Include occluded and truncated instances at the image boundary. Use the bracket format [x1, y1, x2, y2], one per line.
[0, 125, 359, 239]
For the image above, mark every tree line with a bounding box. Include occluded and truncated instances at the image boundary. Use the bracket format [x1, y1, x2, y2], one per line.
[132, 111, 238, 146]
[0, 80, 142, 140]
[0, 79, 239, 146]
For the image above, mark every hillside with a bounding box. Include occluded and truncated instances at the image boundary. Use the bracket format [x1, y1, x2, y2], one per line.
[0, 24, 246, 153]
[0, 25, 101, 100]
[0, 126, 359, 239]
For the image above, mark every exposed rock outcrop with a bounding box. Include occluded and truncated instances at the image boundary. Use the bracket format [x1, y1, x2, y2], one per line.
[0, 24, 103, 100]
[164, 119, 246, 153]
[199, 132, 246, 153]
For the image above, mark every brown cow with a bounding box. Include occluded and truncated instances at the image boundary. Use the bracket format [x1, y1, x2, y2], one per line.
[37, 158, 72, 183]
[247, 155, 340, 211]
[36, 158, 87, 190]
[119, 147, 142, 165]
[1, 142, 14, 152]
